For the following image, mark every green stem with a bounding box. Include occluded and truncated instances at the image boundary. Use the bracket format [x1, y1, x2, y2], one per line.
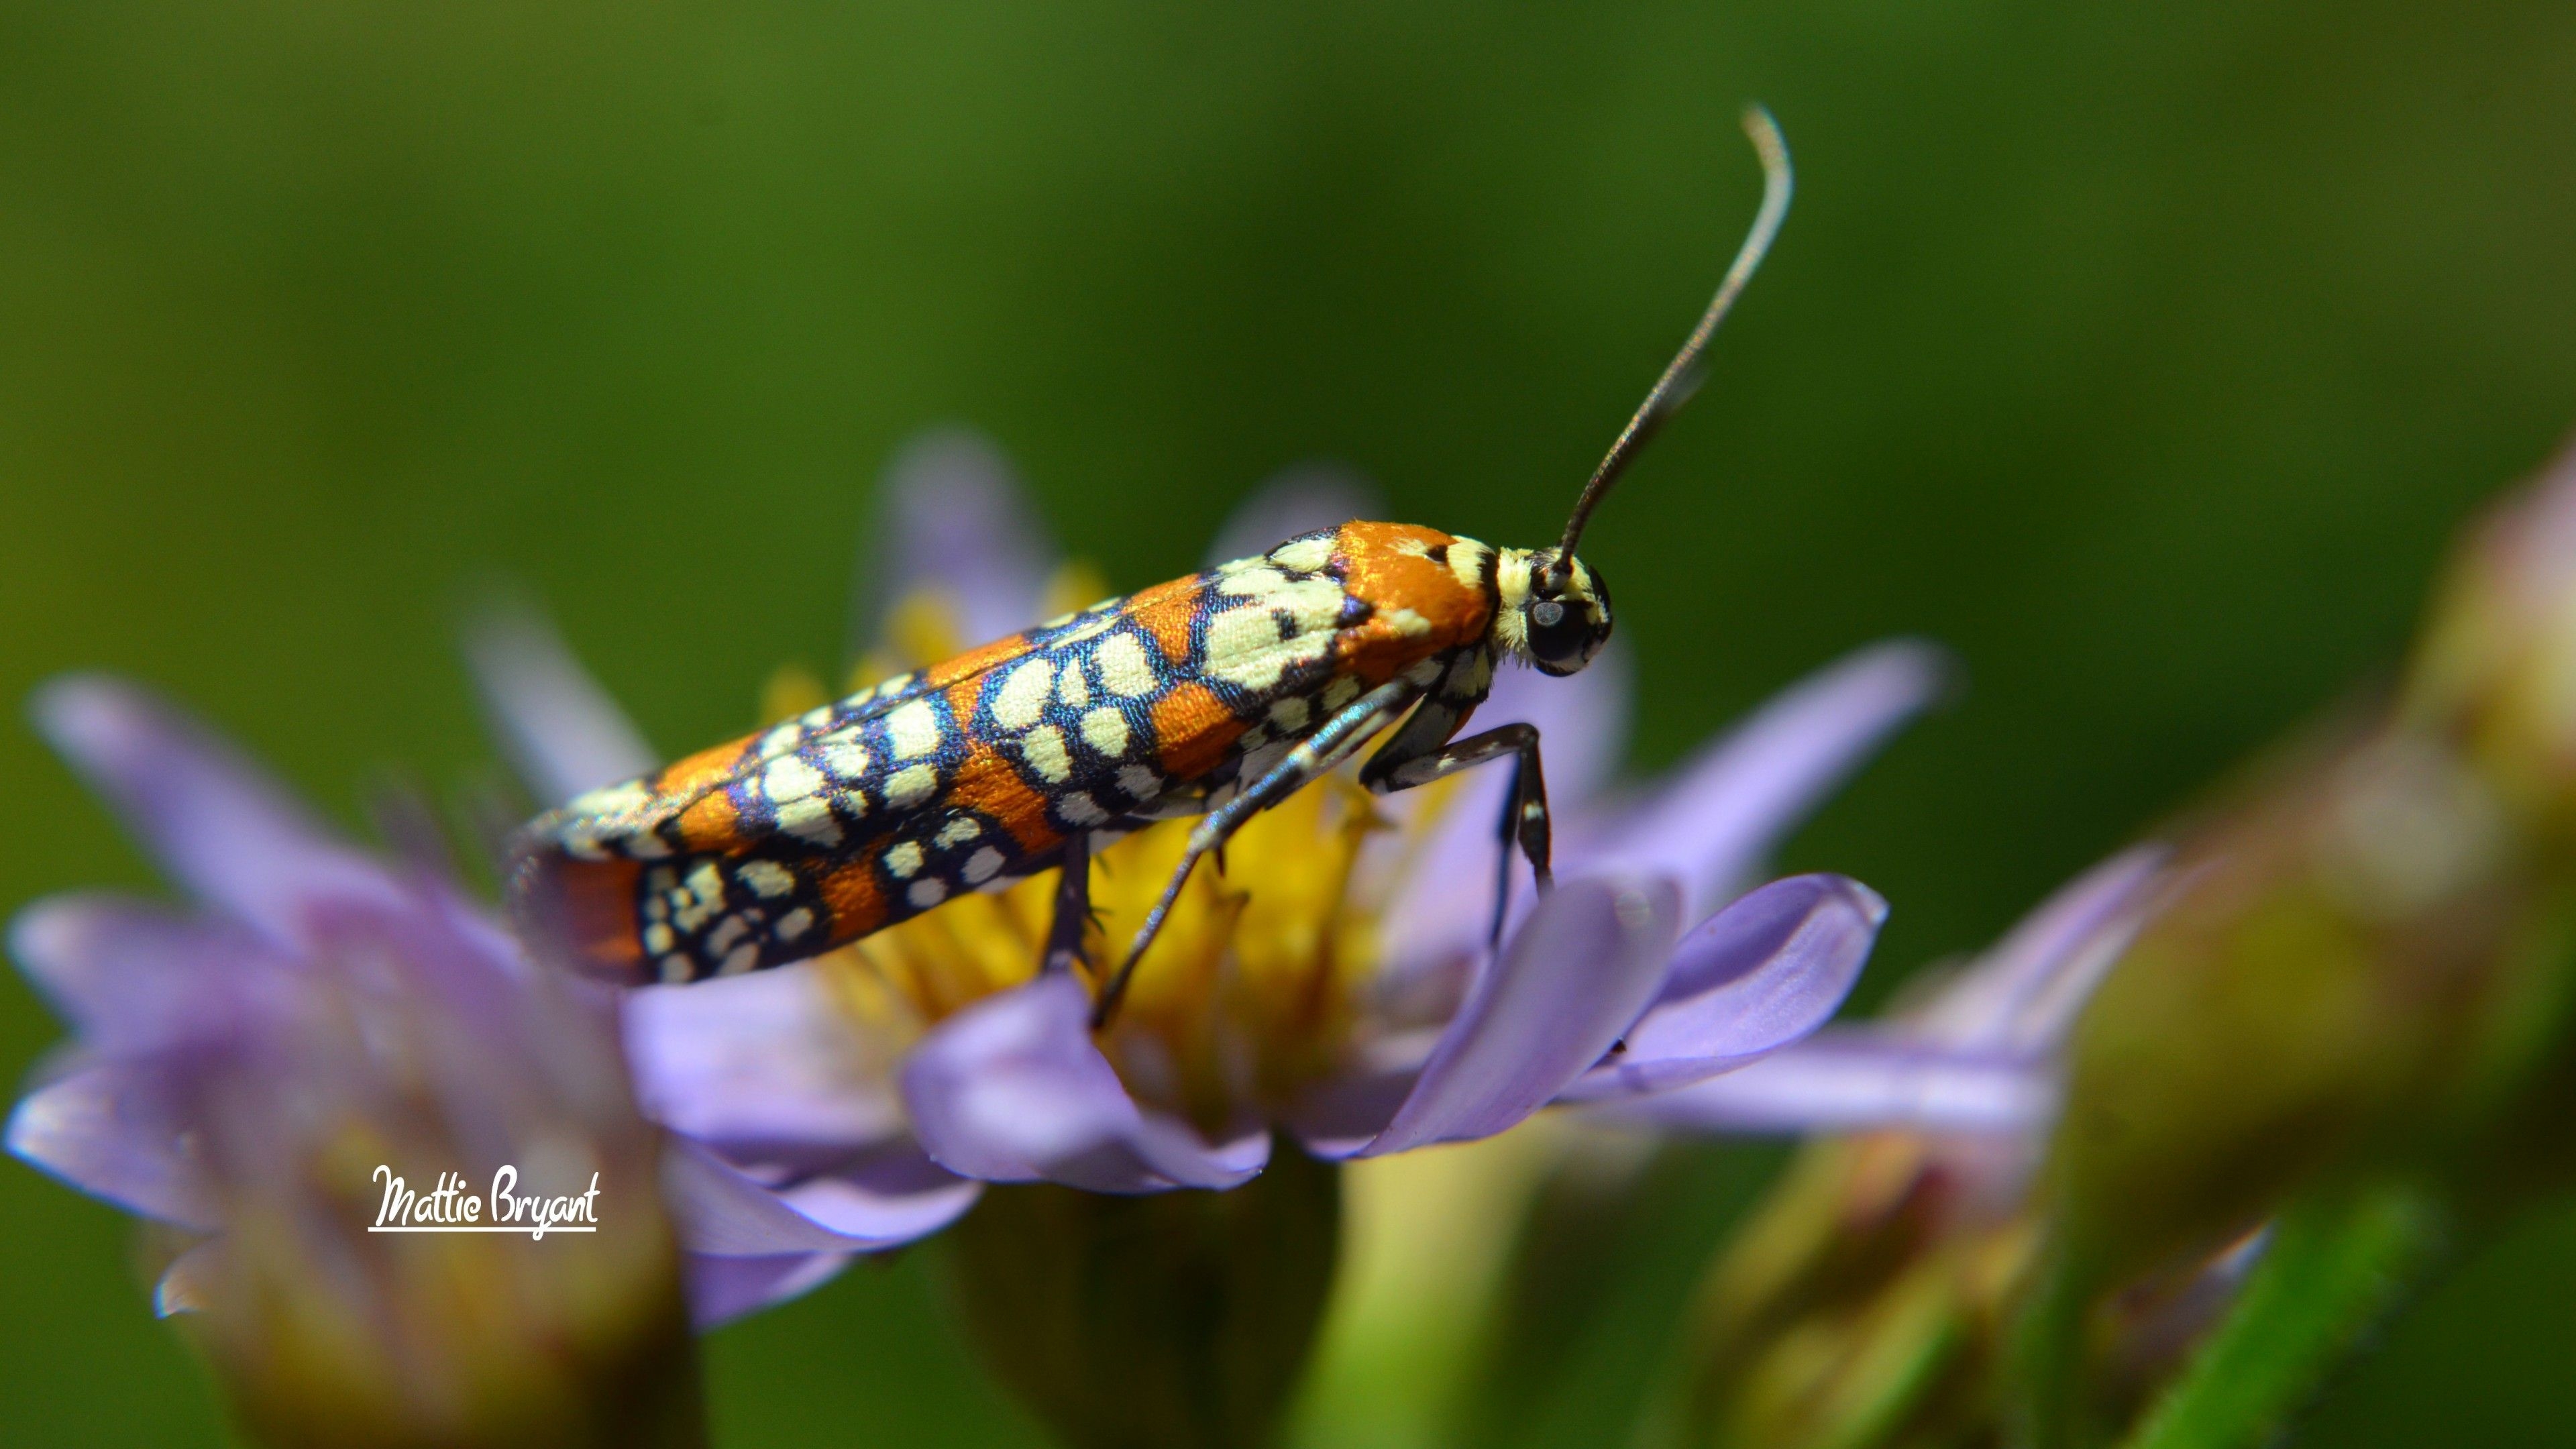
[2118, 1182, 2440, 1449]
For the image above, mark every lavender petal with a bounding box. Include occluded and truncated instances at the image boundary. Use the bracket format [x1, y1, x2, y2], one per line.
[623, 966, 908, 1163]
[856, 429, 1059, 655]
[1326, 877, 1680, 1159]
[30, 676, 403, 948]
[900, 975, 1271, 1192]
[1283, 1065, 1426, 1160]
[1915, 845, 2168, 1053]
[1594, 1030, 2057, 1135]
[153, 1240, 225, 1318]
[461, 604, 659, 806]
[7, 1058, 217, 1230]
[775, 1146, 986, 1243]
[11, 895, 278, 1053]
[1563, 873, 1887, 1100]
[659, 1136, 978, 1257]
[686, 1251, 855, 1328]
[1570, 640, 1949, 923]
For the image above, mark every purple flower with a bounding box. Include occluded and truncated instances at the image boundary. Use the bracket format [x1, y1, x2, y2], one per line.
[5, 677, 964, 1348]
[472, 431, 1948, 1319]
[1607, 843, 2170, 1146]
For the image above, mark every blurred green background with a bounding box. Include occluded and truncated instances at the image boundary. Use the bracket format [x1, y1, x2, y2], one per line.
[5, 1, 2575, 1443]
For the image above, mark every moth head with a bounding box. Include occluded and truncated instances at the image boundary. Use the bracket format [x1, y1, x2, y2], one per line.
[1495, 547, 1613, 676]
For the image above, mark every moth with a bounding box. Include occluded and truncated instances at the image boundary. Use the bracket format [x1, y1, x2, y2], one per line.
[513, 107, 1794, 1027]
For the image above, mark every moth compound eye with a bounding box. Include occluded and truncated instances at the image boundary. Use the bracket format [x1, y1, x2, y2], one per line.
[1523, 592, 1595, 675]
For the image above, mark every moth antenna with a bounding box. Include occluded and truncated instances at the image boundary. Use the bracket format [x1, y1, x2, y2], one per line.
[1554, 103, 1793, 578]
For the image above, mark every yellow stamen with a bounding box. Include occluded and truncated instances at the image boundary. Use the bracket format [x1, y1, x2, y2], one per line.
[1044, 560, 1112, 620]
[759, 664, 832, 726]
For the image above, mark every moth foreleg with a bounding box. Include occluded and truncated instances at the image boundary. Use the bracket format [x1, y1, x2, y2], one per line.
[1090, 677, 1423, 1030]
[1041, 830, 1092, 976]
[1362, 721, 1553, 948]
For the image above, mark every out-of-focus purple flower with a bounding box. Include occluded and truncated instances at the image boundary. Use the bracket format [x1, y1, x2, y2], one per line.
[5, 678, 696, 1441]
[1658, 846, 2178, 1449]
[5, 678, 963, 1355]
[472, 429, 1946, 1320]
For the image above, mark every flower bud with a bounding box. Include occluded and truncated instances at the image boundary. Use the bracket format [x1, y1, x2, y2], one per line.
[2406, 440, 2576, 829]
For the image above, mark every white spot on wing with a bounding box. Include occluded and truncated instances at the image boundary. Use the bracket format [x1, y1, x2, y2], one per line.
[1269, 535, 1334, 573]
[1057, 613, 1118, 647]
[674, 864, 725, 932]
[708, 914, 751, 954]
[1208, 616, 1334, 694]
[1205, 606, 1289, 690]
[963, 847, 1006, 884]
[883, 841, 924, 878]
[564, 780, 651, 818]
[1020, 724, 1073, 784]
[1279, 578, 1348, 633]
[1079, 706, 1132, 759]
[936, 818, 984, 847]
[1218, 564, 1291, 598]
[777, 796, 843, 847]
[908, 877, 948, 910]
[737, 861, 796, 898]
[819, 739, 871, 782]
[885, 700, 943, 760]
[884, 763, 938, 809]
[1095, 633, 1157, 698]
[1057, 792, 1109, 826]
[991, 659, 1053, 731]
[763, 756, 824, 802]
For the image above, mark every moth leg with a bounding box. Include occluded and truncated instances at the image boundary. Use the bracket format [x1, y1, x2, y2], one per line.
[1362, 722, 1552, 949]
[1040, 830, 1092, 976]
[1091, 678, 1422, 1030]
[1487, 760, 1521, 952]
